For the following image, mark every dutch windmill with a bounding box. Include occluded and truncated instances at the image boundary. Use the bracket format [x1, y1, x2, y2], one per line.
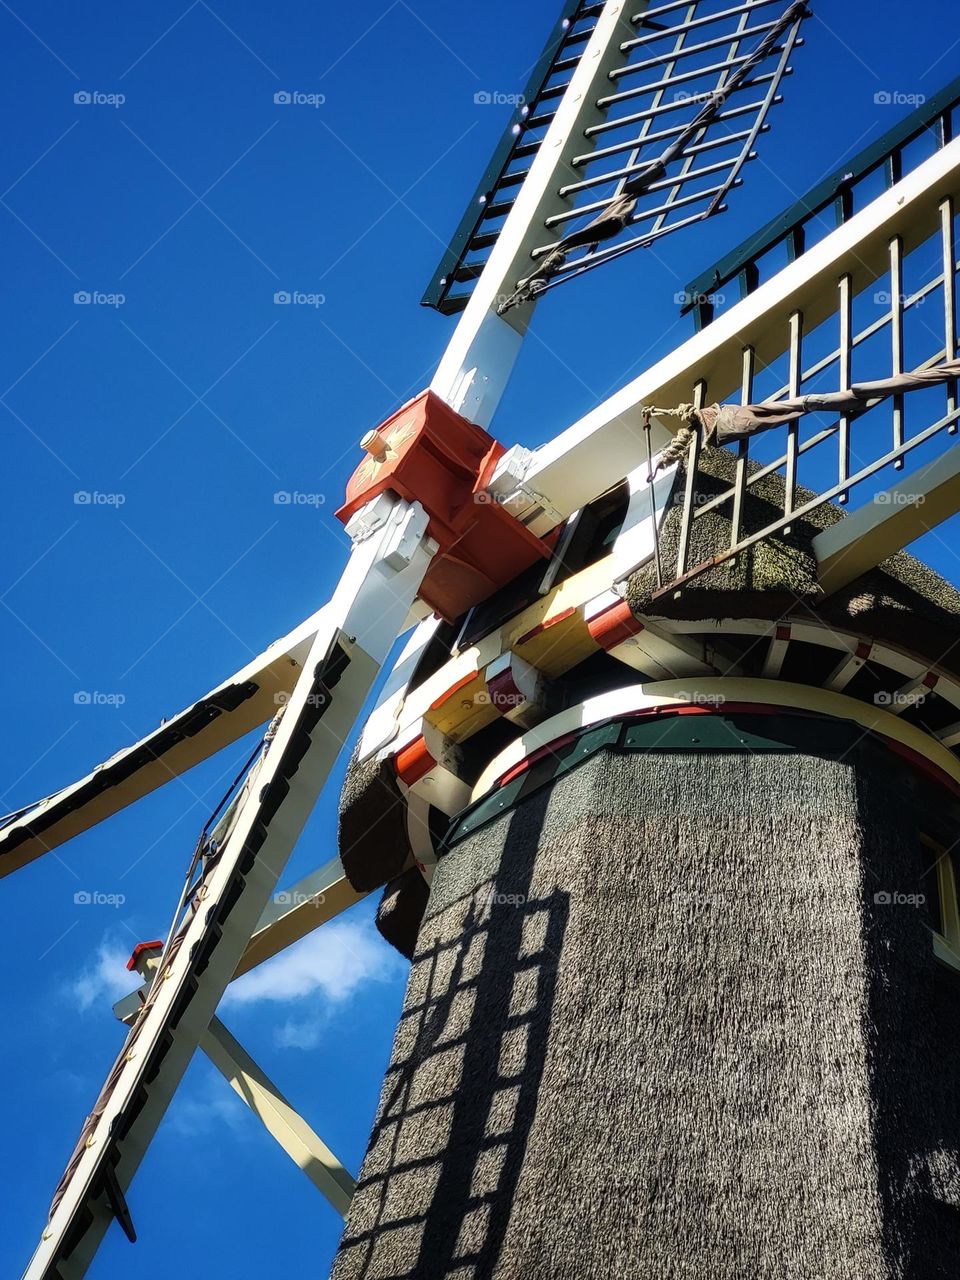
[7, 1, 960, 1276]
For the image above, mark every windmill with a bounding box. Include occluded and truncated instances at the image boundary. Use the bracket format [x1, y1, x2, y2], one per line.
[6, 1, 960, 1276]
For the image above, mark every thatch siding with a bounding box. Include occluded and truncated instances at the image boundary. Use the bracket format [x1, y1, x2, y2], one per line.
[333, 735, 960, 1277]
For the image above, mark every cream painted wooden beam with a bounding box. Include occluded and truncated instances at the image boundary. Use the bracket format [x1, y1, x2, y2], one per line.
[235, 856, 366, 979]
[202, 1017, 356, 1217]
[505, 135, 960, 537]
[0, 606, 332, 876]
[114, 856, 368, 1026]
[813, 443, 960, 594]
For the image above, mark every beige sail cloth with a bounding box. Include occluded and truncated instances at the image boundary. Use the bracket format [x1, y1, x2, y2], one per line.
[652, 357, 960, 471]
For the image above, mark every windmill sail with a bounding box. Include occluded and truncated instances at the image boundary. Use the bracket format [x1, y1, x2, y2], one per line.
[424, 0, 809, 317]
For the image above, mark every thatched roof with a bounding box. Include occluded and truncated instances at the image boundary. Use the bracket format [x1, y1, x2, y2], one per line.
[626, 445, 960, 678]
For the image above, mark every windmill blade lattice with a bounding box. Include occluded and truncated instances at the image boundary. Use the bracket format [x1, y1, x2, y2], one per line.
[424, 0, 810, 316]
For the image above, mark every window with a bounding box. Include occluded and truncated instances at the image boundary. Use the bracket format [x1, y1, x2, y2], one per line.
[921, 834, 960, 969]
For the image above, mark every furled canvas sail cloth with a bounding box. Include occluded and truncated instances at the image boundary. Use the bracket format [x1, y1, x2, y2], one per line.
[654, 358, 960, 471]
[497, 0, 811, 314]
[701, 358, 960, 445]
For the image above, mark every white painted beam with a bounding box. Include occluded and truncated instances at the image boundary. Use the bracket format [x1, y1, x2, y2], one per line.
[0, 606, 333, 876]
[430, 1, 639, 427]
[202, 1017, 356, 1217]
[825, 643, 872, 693]
[23, 497, 434, 1280]
[761, 625, 791, 679]
[882, 672, 938, 716]
[114, 855, 365, 1026]
[504, 135, 960, 535]
[814, 443, 960, 594]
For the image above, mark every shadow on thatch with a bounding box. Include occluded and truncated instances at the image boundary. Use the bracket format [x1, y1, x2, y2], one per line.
[334, 787, 568, 1279]
[856, 758, 960, 1276]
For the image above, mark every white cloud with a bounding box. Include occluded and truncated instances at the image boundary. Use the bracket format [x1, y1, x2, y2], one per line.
[69, 939, 138, 1012]
[224, 916, 398, 1009]
[274, 1016, 325, 1051]
[164, 1065, 250, 1140]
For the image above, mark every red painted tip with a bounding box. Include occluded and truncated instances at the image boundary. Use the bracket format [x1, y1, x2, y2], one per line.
[126, 940, 164, 971]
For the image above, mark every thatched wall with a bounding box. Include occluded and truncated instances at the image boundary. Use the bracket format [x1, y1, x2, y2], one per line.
[626, 448, 960, 677]
[332, 729, 960, 1278]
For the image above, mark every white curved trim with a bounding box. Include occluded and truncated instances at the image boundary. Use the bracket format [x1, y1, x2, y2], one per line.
[470, 677, 960, 802]
[403, 790, 437, 884]
[662, 615, 960, 714]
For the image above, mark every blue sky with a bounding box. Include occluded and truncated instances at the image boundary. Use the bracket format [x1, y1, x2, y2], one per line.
[1, 2, 958, 1275]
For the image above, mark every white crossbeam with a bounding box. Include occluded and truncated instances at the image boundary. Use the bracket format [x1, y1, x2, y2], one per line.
[813, 440, 960, 593]
[22, 497, 435, 1280]
[430, 1, 639, 427]
[202, 1017, 356, 1217]
[495, 134, 960, 537]
[0, 607, 332, 876]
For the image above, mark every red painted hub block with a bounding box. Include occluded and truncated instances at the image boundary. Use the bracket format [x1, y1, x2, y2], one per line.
[336, 390, 552, 621]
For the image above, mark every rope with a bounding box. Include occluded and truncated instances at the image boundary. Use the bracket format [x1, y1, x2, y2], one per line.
[645, 354, 960, 476]
[497, 1, 810, 315]
[651, 404, 702, 471]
